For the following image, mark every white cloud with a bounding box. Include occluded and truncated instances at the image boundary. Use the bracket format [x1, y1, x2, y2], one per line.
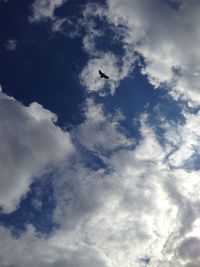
[27, 102, 57, 122]
[32, 0, 200, 102]
[0, 225, 107, 267]
[158, 108, 200, 169]
[30, 0, 67, 22]
[2, 1, 200, 266]
[80, 53, 118, 94]
[76, 2, 137, 95]
[0, 92, 73, 213]
[0, 103, 200, 266]
[73, 98, 134, 152]
[52, 110, 200, 267]
[5, 39, 17, 51]
[106, 0, 200, 104]
[80, 51, 136, 95]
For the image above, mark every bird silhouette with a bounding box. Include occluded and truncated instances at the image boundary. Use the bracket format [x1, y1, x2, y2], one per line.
[99, 70, 109, 79]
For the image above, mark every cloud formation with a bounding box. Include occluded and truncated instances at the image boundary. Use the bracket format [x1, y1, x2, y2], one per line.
[73, 98, 133, 151]
[107, 0, 200, 103]
[0, 92, 73, 213]
[30, 0, 67, 22]
[0, 100, 200, 266]
[2, 1, 200, 267]
[77, 0, 200, 104]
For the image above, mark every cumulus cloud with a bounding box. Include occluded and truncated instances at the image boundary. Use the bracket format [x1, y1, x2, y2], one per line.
[0, 102, 200, 266]
[0, 92, 73, 213]
[30, 0, 67, 22]
[106, 0, 200, 104]
[2, 1, 200, 267]
[51, 110, 200, 267]
[32, 114, 175, 267]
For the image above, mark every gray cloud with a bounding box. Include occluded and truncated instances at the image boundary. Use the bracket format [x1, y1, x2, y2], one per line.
[178, 237, 200, 260]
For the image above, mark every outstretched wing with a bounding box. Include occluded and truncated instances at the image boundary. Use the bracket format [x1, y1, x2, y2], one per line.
[98, 70, 109, 79]
[103, 73, 109, 79]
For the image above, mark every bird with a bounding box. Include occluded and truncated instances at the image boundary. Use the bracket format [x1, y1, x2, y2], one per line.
[99, 70, 109, 79]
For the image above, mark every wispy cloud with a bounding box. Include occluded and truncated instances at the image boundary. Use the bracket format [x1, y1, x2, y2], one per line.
[30, 0, 67, 22]
[5, 39, 17, 51]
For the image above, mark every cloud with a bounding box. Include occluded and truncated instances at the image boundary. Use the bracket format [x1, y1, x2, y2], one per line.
[178, 237, 200, 260]
[80, 51, 136, 95]
[0, 102, 200, 266]
[51, 17, 66, 32]
[0, 225, 108, 267]
[30, 0, 67, 22]
[68, 2, 137, 95]
[35, 0, 200, 102]
[164, 110, 200, 169]
[73, 98, 133, 152]
[52, 110, 195, 267]
[2, 2, 200, 266]
[106, 0, 200, 104]
[5, 39, 17, 51]
[0, 92, 73, 213]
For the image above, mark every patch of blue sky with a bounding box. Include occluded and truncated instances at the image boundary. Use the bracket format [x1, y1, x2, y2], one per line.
[86, 154, 108, 171]
[0, 176, 58, 237]
[95, 65, 163, 139]
[0, 0, 32, 41]
[77, 144, 109, 171]
[0, 20, 86, 127]
[180, 153, 200, 171]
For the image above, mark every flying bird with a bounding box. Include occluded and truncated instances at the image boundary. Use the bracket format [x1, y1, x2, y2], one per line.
[99, 70, 109, 79]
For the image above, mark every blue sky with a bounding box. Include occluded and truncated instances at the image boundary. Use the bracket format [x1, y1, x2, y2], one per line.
[0, 0, 200, 266]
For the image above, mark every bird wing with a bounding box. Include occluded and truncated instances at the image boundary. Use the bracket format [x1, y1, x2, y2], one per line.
[99, 70, 109, 79]
[103, 74, 109, 79]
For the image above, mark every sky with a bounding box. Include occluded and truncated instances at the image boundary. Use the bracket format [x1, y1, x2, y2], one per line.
[0, 0, 200, 266]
